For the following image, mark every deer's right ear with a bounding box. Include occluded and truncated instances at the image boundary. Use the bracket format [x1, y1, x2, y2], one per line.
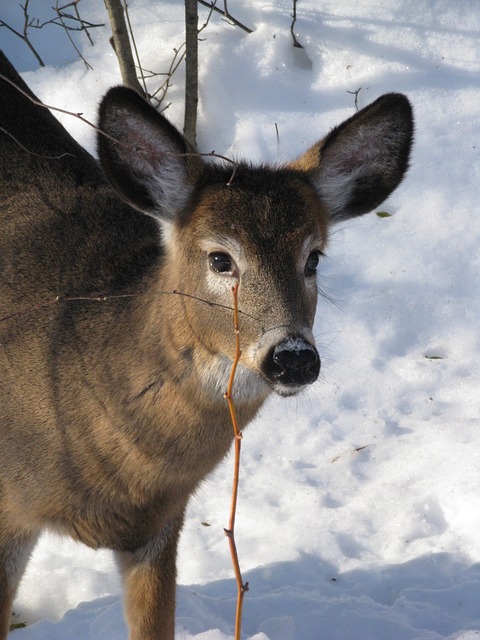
[98, 87, 202, 221]
[290, 93, 414, 222]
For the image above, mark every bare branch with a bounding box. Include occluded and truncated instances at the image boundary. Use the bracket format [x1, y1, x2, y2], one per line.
[0, 72, 239, 184]
[197, 0, 253, 34]
[1, 0, 104, 69]
[149, 44, 186, 107]
[30, 2, 104, 33]
[149, 2, 214, 114]
[0, 126, 76, 161]
[0, 289, 259, 325]
[290, 0, 304, 48]
[53, 0, 93, 70]
[0, 0, 45, 66]
[69, 0, 96, 45]
[0, 72, 122, 146]
[347, 87, 362, 111]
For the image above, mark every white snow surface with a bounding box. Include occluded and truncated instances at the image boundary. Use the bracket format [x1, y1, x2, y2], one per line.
[2, 0, 480, 638]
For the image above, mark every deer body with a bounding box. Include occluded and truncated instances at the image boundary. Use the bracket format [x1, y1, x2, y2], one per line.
[0, 51, 413, 639]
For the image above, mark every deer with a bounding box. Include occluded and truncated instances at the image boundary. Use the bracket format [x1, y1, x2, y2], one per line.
[0, 50, 413, 639]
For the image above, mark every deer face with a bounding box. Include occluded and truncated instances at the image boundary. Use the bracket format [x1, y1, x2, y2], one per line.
[97, 88, 413, 400]
[166, 168, 329, 398]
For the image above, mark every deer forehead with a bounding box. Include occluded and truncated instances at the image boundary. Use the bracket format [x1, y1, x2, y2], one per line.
[172, 170, 329, 258]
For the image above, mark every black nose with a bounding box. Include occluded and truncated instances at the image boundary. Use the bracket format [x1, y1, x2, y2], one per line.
[267, 337, 320, 387]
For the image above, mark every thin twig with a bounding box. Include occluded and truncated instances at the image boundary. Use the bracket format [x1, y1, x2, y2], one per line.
[290, 0, 304, 48]
[181, 150, 238, 185]
[54, 0, 93, 70]
[150, 0, 216, 110]
[30, 12, 104, 31]
[71, 0, 95, 45]
[0, 0, 45, 66]
[0, 75, 240, 184]
[347, 87, 362, 111]
[0, 127, 76, 161]
[0, 73, 125, 148]
[149, 44, 186, 105]
[223, 283, 249, 640]
[197, 0, 253, 34]
[0, 289, 259, 325]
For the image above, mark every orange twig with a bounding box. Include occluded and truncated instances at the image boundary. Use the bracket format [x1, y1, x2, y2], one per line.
[223, 282, 248, 640]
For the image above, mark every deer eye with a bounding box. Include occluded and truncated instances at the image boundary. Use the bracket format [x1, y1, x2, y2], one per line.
[305, 251, 322, 276]
[209, 252, 233, 274]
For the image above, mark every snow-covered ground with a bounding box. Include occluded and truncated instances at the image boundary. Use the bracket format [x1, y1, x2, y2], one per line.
[2, 0, 480, 638]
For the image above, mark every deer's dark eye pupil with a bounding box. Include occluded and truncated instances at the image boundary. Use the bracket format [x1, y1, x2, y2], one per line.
[305, 251, 320, 275]
[209, 252, 232, 273]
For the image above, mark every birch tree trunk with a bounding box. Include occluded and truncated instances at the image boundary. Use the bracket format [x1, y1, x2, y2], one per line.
[104, 0, 144, 95]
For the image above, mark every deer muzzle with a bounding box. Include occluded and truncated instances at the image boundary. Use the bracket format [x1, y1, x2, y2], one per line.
[265, 336, 320, 390]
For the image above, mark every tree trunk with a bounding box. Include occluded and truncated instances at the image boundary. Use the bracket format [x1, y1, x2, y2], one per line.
[104, 0, 144, 95]
[184, 0, 198, 151]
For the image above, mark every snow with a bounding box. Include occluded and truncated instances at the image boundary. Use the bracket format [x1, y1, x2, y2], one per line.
[2, 0, 480, 638]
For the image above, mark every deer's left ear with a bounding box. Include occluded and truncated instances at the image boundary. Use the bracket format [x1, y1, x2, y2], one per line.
[289, 93, 414, 221]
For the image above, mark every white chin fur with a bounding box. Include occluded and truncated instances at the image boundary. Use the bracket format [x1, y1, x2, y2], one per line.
[272, 382, 307, 398]
[197, 354, 310, 402]
[198, 355, 269, 404]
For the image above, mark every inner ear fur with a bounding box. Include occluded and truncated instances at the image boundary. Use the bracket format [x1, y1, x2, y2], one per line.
[289, 93, 414, 221]
[97, 87, 203, 220]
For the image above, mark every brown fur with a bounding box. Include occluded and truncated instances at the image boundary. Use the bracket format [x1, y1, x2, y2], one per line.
[0, 51, 413, 639]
